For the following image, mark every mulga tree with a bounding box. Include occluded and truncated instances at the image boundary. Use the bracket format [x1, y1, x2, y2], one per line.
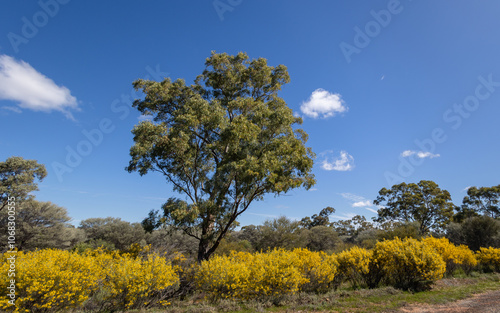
[127, 52, 315, 262]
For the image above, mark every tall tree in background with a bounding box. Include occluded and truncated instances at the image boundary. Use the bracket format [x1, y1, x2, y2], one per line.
[127, 52, 315, 261]
[0, 156, 47, 211]
[300, 206, 335, 229]
[462, 185, 500, 219]
[79, 217, 146, 251]
[0, 200, 78, 251]
[374, 180, 455, 235]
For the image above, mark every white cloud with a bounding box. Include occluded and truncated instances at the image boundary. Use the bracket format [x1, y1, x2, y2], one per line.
[331, 213, 357, 220]
[352, 200, 372, 208]
[247, 212, 279, 219]
[321, 150, 354, 171]
[341, 193, 377, 214]
[0, 55, 78, 119]
[401, 150, 440, 159]
[1, 106, 21, 113]
[401, 150, 415, 157]
[340, 192, 365, 202]
[300, 88, 347, 118]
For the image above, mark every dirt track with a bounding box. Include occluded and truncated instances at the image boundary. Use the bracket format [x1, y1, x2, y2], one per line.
[398, 289, 500, 313]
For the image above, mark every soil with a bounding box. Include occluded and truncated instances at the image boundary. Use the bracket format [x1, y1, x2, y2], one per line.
[397, 289, 500, 313]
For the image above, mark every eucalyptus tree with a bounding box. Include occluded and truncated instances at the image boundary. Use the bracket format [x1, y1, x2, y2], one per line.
[374, 180, 455, 235]
[0, 156, 46, 211]
[127, 52, 315, 261]
[462, 185, 500, 219]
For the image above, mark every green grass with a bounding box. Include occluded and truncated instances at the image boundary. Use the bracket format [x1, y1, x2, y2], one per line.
[102, 273, 500, 313]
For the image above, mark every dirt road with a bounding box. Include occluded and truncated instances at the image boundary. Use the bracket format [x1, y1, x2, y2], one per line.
[398, 289, 500, 313]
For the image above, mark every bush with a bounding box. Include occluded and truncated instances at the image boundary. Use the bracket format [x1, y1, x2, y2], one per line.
[0, 249, 102, 312]
[87, 250, 179, 310]
[195, 252, 252, 300]
[476, 246, 500, 272]
[336, 246, 372, 288]
[195, 248, 338, 300]
[291, 248, 338, 293]
[372, 237, 446, 291]
[0, 249, 179, 312]
[248, 249, 308, 298]
[422, 237, 477, 275]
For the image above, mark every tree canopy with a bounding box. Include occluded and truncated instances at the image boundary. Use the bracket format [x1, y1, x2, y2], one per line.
[300, 206, 335, 229]
[374, 180, 455, 235]
[79, 217, 146, 251]
[0, 156, 47, 211]
[462, 185, 500, 219]
[0, 200, 77, 251]
[127, 52, 315, 261]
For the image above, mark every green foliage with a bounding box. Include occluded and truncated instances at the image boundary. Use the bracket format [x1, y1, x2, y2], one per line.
[0, 156, 46, 211]
[303, 225, 340, 252]
[127, 52, 315, 261]
[213, 236, 254, 256]
[459, 216, 500, 251]
[300, 206, 335, 229]
[374, 180, 455, 235]
[462, 185, 500, 219]
[255, 216, 307, 251]
[332, 215, 373, 242]
[79, 217, 147, 251]
[141, 209, 163, 233]
[147, 227, 199, 258]
[0, 200, 78, 251]
[377, 221, 422, 241]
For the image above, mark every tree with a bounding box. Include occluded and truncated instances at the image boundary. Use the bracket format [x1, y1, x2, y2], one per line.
[254, 216, 307, 251]
[331, 214, 372, 239]
[374, 180, 455, 235]
[446, 216, 500, 251]
[147, 227, 199, 257]
[462, 185, 500, 219]
[300, 206, 335, 229]
[79, 217, 147, 251]
[303, 225, 339, 251]
[0, 200, 77, 251]
[0, 156, 47, 211]
[141, 209, 164, 233]
[127, 52, 315, 261]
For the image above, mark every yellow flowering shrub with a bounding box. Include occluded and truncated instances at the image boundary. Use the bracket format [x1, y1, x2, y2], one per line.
[248, 249, 308, 297]
[291, 248, 338, 293]
[196, 248, 337, 299]
[0, 249, 103, 312]
[195, 252, 252, 299]
[0, 249, 179, 312]
[93, 251, 180, 310]
[476, 247, 500, 272]
[422, 237, 477, 275]
[336, 246, 372, 288]
[372, 237, 446, 291]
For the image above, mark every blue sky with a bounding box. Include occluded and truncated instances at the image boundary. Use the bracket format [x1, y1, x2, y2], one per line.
[1, 0, 499, 226]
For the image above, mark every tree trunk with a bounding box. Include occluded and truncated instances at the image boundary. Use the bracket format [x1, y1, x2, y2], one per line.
[197, 238, 210, 263]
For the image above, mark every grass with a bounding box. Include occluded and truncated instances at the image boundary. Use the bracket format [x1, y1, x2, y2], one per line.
[85, 272, 500, 313]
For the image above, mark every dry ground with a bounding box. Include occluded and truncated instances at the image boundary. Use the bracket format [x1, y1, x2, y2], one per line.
[398, 289, 500, 313]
